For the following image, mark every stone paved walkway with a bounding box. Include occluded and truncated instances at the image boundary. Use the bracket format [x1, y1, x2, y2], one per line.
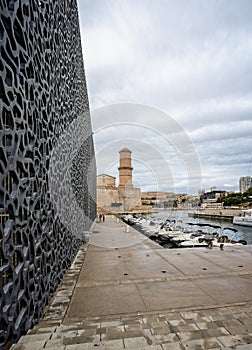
[11, 216, 252, 349]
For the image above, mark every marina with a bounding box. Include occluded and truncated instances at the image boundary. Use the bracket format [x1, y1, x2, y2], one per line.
[122, 209, 252, 248]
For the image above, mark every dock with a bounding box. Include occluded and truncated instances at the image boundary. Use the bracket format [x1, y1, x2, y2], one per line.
[11, 216, 252, 350]
[188, 212, 234, 221]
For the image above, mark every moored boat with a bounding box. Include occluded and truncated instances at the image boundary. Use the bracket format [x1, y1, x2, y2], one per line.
[122, 214, 248, 248]
[233, 210, 252, 227]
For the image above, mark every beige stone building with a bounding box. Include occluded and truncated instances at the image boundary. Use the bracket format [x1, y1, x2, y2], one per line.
[97, 148, 151, 214]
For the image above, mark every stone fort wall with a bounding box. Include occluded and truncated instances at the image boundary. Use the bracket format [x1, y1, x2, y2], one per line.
[0, 1, 96, 347]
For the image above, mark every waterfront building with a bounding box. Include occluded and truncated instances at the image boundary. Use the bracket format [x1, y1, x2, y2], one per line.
[200, 189, 226, 208]
[0, 1, 96, 347]
[239, 176, 252, 193]
[97, 174, 117, 188]
[97, 174, 121, 211]
[97, 148, 150, 213]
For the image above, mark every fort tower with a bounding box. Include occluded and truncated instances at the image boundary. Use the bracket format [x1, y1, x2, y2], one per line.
[118, 147, 133, 188]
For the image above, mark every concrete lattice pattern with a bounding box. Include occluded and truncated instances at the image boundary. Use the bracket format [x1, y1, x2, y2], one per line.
[0, 0, 96, 348]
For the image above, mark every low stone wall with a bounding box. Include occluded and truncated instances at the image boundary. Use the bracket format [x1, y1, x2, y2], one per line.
[205, 208, 242, 216]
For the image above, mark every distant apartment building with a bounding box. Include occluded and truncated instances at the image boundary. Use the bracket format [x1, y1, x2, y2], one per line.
[239, 176, 252, 193]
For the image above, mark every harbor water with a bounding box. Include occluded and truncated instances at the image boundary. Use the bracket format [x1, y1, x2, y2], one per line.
[149, 209, 252, 245]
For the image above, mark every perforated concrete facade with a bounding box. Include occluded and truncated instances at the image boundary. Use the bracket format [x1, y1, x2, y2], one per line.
[0, 0, 96, 347]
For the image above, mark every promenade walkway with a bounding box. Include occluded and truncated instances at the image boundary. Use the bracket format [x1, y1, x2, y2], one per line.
[12, 216, 252, 349]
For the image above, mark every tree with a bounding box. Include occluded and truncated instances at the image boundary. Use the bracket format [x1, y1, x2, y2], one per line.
[244, 187, 252, 197]
[221, 192, 245, 206]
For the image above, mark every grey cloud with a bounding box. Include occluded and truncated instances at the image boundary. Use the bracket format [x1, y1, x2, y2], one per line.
[79, 0, 252, 193]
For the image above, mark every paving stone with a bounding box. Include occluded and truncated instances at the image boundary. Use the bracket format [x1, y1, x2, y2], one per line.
[233, 312, 249, 320]
[124, 324, 142, 332]
[177, 330, 206, 342]
[104, 326, 125, 340]
[234, 344, 252, 349]
[56, 325, 81, 332]
[44, 345, 65, 349]
[10, 341, 47, 350]
[243, 333, 252, 343]
[77, 328, 97, 337]
[168, 325, 179, 333]
[177, 323, 199, 332]
[240, 318, 252, 325]
[28, 326, 57, 334]
[96, 327, 107, 335]
[101, 321, 122, 327]
[124, 336, 147, 348]
[147, 322, 163, 329]
[151, 325, 170, 335]
[196, 322, 217, 330]
[142, 323, 151, 330]
[18, 334, 51, 343]
[161, 343, 186, 350]
[158, 316, 166, 322]
[168, 319, 186, 327]
[51, 330, 78, 339]
[217, 334, 246, 347]
[213, 320, 224, 328]
[45, 339, 66, 348]
[127, 346, 162, 350]
[205, 326, 230, 338]
[63, 335, 100, 345]
[222, 319, 249, 335]
[122, 330, 146, 339]
[181, 336, 223, 349]
[180, 312, 198, 320]
[142, 329, 153, 338]
[74, 339, 124, 349]
[33, 320, 61, 328]
[87, 322, 101, 327]
[79, 324, 99, 329]
[208, 314, 227, 321]
[150, 333, 179, 344]
[65, 344, 95, 350]
[164, 314, 185, 321]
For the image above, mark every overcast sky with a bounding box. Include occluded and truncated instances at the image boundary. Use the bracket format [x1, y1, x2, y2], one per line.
[77, 0, 252, 194]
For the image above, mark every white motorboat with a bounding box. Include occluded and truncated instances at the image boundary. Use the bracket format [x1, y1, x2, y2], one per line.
[233, 209, 252, 227]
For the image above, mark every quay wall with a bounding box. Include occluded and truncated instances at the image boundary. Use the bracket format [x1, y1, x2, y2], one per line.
[205, 208, 242, 216]
[189, 208, 243, 221]
[0, 1, 96, 348]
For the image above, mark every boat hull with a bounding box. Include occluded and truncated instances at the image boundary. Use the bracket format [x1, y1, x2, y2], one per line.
[233, 217, 252, 227]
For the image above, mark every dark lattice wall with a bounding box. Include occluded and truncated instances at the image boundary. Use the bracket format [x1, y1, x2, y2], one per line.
[0, 0, 96, 347]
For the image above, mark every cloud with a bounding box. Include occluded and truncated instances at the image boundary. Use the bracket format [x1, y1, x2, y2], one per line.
[78, 0, 252, 193]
